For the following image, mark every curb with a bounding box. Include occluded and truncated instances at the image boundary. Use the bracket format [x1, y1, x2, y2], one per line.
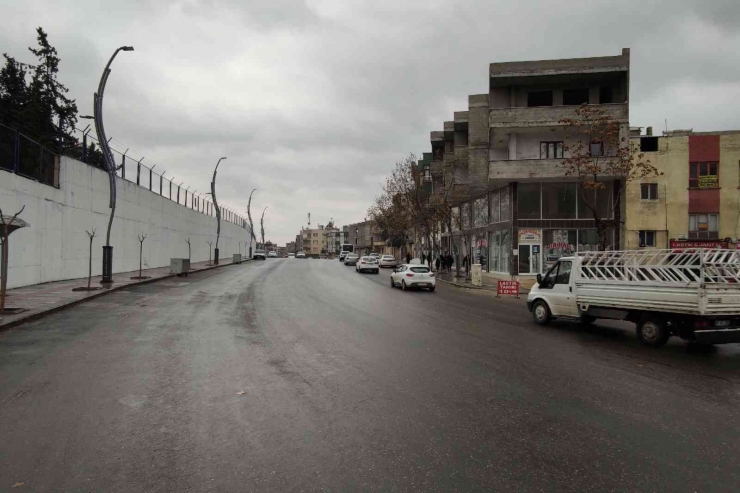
[0, 259, 251, 332]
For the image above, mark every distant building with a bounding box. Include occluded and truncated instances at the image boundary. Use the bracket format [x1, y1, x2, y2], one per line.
[347, 221, 376, 255]
[626, 129, 740, 249]
[285, 241, 297, 254]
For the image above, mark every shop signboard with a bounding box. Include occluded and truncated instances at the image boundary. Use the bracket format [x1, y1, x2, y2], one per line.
[497, 280, 519, 298]
[699, 175, 718, 188]
[670, 240, 728, 249]
[518, 229, 541, 244]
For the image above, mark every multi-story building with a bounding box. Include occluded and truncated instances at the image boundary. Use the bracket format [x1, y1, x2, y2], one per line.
[285, 241, 297, 254]
[301, 226, 326, 257]
[295, 234, 303, 253]
[626, 129, 740, 249]
[324, 224, 347, 257]
[347, 221, 379, 255]
[430, 49, 630, 284]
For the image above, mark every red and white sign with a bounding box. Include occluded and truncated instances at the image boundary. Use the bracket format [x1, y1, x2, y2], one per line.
[497, 281, 519, 296]
[669, 240, 728, 249]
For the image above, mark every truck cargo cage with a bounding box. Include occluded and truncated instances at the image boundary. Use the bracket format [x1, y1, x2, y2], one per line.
[577, 249, 740, 285]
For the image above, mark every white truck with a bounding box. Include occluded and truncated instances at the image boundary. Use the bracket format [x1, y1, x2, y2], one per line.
[526, 249, 740, 347]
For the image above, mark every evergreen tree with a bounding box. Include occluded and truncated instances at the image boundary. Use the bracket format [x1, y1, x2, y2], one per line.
[0, 54, 29, 130]
[21, 28, 78, 150]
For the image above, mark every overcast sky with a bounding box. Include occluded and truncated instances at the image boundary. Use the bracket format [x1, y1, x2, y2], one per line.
[2, 0, 739, 244]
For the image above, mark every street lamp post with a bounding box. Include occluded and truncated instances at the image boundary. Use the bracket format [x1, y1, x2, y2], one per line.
[246, 189, 257, 258]
[92, 45, 134, 284]
[210, 157, 227, 264]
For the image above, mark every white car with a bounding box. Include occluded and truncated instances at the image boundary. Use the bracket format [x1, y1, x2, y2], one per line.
[379, 255, 397, 268]
[253, 249, 266, 260]
[296, 252, 306, 259]
[288, 253, 295, 258]
[390, 264, 436, 291]
[356, 256, 379, 274]
[268, 251, 278, 258]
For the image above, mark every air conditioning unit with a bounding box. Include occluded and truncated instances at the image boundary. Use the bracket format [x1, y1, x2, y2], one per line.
[677, 234, 688, 240]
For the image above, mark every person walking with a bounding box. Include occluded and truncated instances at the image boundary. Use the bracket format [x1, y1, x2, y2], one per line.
[463, 254, 469, 272]
[435, 255, 441, 273]
[406, 252, 412, 265]
[446, 253, 454, 272]
[421, 252, 426, 265]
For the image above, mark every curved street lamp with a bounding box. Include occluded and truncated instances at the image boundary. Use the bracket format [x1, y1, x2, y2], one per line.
[211, 157, 227, 263]
[260, 206, 268, 249]
[246, 188, 257, 257]
[93, 45, 134, 283]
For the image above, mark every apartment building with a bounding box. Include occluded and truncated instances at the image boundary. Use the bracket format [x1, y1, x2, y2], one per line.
[429, 49, 630, 283]
[626, 129, 740, 248]
[301, 226, 326, 257]
[347, 221, 376, 255]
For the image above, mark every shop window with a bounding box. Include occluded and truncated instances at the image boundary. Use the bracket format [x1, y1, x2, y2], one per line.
[577, 230, 600, 252]
[638, 230, 656, 247]
[689, 162, 718, 188]
[542, 183, 576, 219]
[543, 229, 577, 269]
[490, 190, 500, 223]
[689, 214, 718, 239]
[527, 90, 553, 107]
[500, 187, 511, 221]
[517, 183, 541, 220]
[563, 88, 590, 106]
[640, 183, 658, 200]
[473, 196, 489, 228]
[488, 230, 511, 273]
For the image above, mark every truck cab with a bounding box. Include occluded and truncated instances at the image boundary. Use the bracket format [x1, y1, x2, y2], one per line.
[527, 257, 580, 321]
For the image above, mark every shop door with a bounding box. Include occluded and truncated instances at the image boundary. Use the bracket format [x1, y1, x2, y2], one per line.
[518, 244, 541, 274]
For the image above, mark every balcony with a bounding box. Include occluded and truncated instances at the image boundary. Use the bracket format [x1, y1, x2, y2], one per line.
[430, 160, 443, 177]
[489, 158, 568, 182]
[489, 103, 628, 128]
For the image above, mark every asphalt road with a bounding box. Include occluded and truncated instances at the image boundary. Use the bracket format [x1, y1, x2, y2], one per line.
[1, 258, 739, 492]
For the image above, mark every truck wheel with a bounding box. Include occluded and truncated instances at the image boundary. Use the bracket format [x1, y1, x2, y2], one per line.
[636, 318, 670, 348]
[580, 314, 596, 325]
[532, 300, 551, 325]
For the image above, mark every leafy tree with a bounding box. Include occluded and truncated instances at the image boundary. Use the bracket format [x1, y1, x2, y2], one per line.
[560, 104, 661, 250]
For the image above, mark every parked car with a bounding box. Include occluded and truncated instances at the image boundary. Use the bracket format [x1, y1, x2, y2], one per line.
[344, 253, 359, 266]
[268, 251, 278, 258]
[379, 255, 397, 268]
[369, 252, 380, 259]
[253, 249, 266, 260]
[356, 256, 379, 274]
[339, 252, 349, 261]
[391, 264, 436, 291]
[296, 252, 306, 259]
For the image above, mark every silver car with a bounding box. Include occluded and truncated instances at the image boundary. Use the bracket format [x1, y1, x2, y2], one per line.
[379, 255, 397, 268]
[344, 253, 359, 266]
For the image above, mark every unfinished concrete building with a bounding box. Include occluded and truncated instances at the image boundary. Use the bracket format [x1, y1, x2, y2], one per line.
[432, 49, 631, 284]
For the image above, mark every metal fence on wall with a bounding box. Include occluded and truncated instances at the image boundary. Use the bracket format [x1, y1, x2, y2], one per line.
[0, 122, 59, 188]
[68, 126, 249, 229]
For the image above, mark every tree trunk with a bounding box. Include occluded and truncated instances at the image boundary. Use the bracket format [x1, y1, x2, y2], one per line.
[1, 233, 8, 311]
[139, 241, 143, 278]
[88, 236, 93, 290]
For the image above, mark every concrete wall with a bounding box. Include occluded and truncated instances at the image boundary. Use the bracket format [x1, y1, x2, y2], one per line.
[1, 156, 254, 289]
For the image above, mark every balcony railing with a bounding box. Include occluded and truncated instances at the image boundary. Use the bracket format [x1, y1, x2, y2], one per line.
[489, 103, 628, 128]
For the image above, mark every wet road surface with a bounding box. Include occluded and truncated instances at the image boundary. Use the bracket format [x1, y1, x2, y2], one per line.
[1, 258, 739, 492]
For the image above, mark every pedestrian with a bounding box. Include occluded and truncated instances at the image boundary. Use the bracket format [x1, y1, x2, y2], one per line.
[421, 252, 426, 265]
[406, 252, 412, 265]
[463, 254, 469, 272]
[435, 255, 441, 272]
[446, 253, 454, 272]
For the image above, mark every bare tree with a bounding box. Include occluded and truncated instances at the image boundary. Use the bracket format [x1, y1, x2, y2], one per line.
[73, 228, 99, 291]
[206, 240, 213, 266]
[0, 205, 26, 311]
[186, 237, 191, 261]
[131, 233, 150, 280]
[560, 104, 660, 250]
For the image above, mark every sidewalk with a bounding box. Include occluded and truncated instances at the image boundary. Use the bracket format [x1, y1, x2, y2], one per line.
[0, 257, 248, 330]
[435, 271, 530, 295]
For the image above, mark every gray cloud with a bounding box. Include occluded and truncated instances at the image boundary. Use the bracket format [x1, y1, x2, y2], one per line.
[2, 0, 739, 244]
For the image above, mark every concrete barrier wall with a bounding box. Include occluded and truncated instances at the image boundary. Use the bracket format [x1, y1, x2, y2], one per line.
[1, 156, 254, 289]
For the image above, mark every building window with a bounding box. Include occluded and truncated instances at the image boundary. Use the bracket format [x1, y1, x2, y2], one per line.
[488, 229, 511, 273]
[638, 230, 656, 247]
[640, 137, 659, 152]
[540, 142, 563, 159]
[527, 90, 553, 107]
[599, 86, 613, 104]
[640, 183, 658, 200]
[689, 213, 719, 239]
[562, 88, 589, 106]
[689, 162, 718, 188]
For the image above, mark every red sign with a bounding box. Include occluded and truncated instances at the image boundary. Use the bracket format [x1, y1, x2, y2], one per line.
[497, 281, 520, 297]
[670, 240, 728, 249]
